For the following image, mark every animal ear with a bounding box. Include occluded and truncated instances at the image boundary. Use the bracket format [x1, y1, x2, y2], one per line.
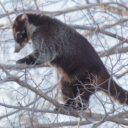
[21, 14, 28, 21]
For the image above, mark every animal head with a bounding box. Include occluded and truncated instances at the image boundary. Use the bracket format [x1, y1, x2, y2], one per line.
[12, 14, 29, 52]
[13, 14, 36, 53]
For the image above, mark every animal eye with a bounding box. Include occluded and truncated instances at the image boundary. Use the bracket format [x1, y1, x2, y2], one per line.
[16, 31, 23, 40]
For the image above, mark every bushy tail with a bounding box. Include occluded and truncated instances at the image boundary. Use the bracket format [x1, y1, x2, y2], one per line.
[101, 79, 128, 105]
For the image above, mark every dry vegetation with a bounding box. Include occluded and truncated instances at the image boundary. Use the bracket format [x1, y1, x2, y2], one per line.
[0, 0, 128, 127]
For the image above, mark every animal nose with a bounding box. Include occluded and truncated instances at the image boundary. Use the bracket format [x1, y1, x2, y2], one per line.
[14, 48, 20, 53]
[14, 43, 21, 53]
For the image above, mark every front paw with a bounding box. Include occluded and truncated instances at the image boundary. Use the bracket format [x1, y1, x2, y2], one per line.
[16, 57, 39, 65]
[16, 58, 26, 64]
[16, 58, 33, 65]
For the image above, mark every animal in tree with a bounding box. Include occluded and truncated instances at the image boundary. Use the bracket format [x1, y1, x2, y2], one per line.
[12, 13, 128, 109]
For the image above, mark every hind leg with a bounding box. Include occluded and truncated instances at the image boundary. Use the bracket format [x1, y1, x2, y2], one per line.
[75, 84, 96, 110]
[61, 79, 95, 110]
[61, 79, 76, 109]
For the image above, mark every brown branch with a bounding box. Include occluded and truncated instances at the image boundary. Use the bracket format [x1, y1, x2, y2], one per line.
[0, 97, 40, 120]
[99, 46, 128, 57]
[73, 25, 128, 44]
[1, 101, 128, 127]
[26, 120, 91, 128]
[116, 70, 128, 79]
[92, 4, 128, 18]
[52, 2, 127, 16]
[0, 63, 49, 70]
[83, 18, 128, 36]
[0, 2, 125, 19]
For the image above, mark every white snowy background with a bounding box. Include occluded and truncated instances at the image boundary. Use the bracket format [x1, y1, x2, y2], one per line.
[0, 0, 128, 127]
